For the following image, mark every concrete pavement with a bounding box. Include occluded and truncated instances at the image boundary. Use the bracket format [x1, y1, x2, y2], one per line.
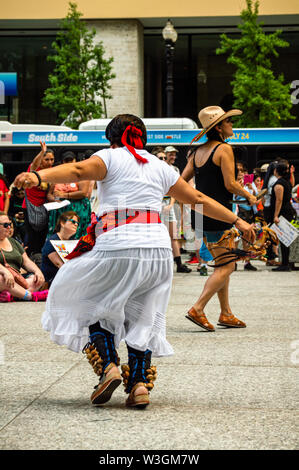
[0, 260, 298, 450]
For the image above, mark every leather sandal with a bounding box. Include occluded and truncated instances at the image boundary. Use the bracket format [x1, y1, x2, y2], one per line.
[125, 382, 150, 409]
[217, 313, 246, 328]
[185, 307, 215, 332]
[90, 363, 121, 406]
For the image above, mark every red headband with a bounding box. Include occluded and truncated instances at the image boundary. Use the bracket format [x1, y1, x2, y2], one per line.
[121, 125, 148, 164]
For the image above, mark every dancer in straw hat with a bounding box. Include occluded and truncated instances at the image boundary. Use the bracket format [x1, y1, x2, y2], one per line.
[183, 106, 257, 331]
[14, 114, 255, 408]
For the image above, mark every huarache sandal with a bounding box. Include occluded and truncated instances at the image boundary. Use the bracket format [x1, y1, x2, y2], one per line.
[217, 313, 246, 328]
[185, 307, 215, 332]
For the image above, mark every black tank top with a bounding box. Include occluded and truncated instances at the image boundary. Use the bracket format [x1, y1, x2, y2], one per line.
[270, 178, 295, 222]
[193, 143, 233, 231]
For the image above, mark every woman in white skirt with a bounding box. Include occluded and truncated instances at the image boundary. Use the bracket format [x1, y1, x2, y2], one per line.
[14, 114, 255, 409]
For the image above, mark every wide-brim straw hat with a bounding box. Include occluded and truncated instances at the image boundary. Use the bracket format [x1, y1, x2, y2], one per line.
[191, 105, 243, 144]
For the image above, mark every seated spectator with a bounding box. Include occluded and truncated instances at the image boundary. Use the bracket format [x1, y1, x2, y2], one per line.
[0, 211, 47, 302]
[41, 211, 80, 287]
[47, 152, 91, 238]
[7, 215, 25, 246]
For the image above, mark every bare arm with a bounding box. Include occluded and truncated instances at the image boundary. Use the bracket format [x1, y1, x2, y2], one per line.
[46, 184, 56, 202]
[22, 252, 45, 285]
[4, 192, 10, 213]
[290, 165, 295, 187]
[48, 251, 64, 269]
[30, 142, 47, 171]
[181, 155, 195, 182]
[168, 177, 255, 242]
[220, 145, 256, 204]
[13, 156, 107, 189]
[65, 181, 90, 200]
[0, 263, 15, 289]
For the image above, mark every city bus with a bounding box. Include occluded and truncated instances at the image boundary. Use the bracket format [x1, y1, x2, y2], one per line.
[1, 119, 299, 184]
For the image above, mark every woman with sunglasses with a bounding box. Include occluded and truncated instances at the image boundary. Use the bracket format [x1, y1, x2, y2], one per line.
[0, 211, 48, 302]
[13, 114, 255, 409]
[182, 106, 257, 332]
[41, 211, 80, 288]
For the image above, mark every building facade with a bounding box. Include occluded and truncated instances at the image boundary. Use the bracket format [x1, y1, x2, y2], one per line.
[1, 1, 299, 125]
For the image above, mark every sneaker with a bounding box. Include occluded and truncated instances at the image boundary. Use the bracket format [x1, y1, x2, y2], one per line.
[244, 262, 257, 271]
[177, 264, 192, 273]
[187, 255, 199, 264]
[197, 265, 208, 276]
[31, 290, 49, 302]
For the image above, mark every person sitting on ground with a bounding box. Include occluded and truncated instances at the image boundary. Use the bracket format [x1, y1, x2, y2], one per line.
[41, 211, 80, 288]
[47, 151, 91, 239]
[0, 211, 48, 302]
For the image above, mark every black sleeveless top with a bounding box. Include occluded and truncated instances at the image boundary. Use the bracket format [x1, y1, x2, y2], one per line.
[193, 143, 233, 231]
[270, 177, 294, 222]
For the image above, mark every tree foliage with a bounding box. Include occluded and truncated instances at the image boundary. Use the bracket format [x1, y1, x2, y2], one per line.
[216, 0, 295, 127]
[42, 2, 115, 128]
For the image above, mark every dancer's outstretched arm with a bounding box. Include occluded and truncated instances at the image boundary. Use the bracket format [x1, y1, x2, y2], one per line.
[13, 155, 106, 188]
[168, 177, 255, 243]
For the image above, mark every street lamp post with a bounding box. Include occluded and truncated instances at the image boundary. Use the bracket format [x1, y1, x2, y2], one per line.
[162, 20, 178, 117]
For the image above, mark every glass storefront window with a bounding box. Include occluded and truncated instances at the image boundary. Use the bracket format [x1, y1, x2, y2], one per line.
[0, 35, 57, 124]
[144, 29, 299, 126]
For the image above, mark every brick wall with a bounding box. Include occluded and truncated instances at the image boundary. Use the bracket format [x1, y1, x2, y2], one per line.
[90, 19, 144, 118]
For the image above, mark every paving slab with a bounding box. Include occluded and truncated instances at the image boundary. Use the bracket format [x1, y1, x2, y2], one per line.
[0, 260, 298, 450]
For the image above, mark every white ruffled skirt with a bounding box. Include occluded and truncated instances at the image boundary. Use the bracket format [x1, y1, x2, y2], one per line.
[42, 248, 174, 357]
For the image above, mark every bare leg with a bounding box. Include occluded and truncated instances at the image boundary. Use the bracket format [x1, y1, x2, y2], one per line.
[192, 258, 235, 314]
[217, 276, 233, 315]
[169, 221, 180, 258]
[0, 280, 32, 299]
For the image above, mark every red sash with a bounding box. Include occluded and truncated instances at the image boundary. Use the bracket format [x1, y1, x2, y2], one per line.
[65, 209, 161, 260]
